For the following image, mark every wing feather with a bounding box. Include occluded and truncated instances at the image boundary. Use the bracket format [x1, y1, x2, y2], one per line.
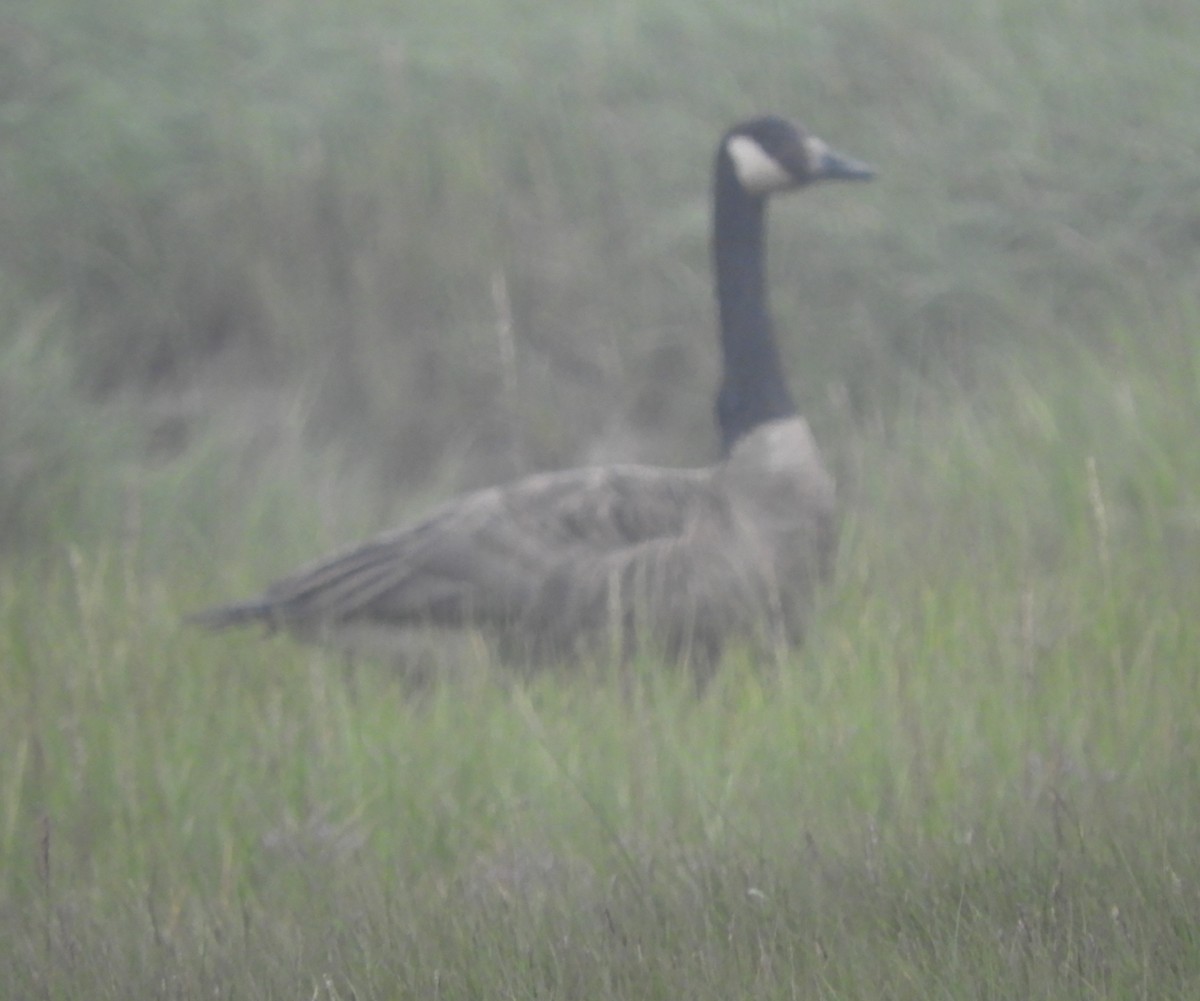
[193, 463, 715, 636]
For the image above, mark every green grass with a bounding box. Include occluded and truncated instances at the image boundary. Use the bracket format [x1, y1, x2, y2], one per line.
[3, 0, 1200, 996]
[5, 313, 1199, 996]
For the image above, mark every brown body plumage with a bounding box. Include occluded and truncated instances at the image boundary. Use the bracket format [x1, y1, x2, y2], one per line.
[191, 116, 874, 672]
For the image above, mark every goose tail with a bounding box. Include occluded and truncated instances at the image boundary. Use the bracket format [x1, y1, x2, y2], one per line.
[186, 599, 274, 631]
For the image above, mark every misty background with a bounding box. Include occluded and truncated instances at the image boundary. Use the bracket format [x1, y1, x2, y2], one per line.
[3, 1, 1200, 996]
[3, 0, 1194, 569]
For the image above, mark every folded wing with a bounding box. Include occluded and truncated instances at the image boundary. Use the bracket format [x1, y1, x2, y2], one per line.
[190, 463, 716, 641]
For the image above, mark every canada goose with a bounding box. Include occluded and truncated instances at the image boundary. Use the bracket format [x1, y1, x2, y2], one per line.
[191, 116, 874, 673]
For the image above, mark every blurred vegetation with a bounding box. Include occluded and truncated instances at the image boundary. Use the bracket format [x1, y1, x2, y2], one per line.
[2, 0, 1195, 519]
[1, 0, 1199, 996]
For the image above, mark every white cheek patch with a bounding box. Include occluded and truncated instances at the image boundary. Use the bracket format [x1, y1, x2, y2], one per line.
[726, 135, 796, 194]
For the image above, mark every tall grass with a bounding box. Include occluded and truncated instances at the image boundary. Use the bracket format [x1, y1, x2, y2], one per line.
[3, 311, 1199, 996]
[2, 0, 1199, 995]
[3, 0, 1195, 481]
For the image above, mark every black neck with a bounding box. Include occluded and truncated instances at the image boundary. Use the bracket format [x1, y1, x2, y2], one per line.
[712, 152, 798, 454]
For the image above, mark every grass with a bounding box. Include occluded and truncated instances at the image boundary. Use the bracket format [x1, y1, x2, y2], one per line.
[2, 0, 1200, 996]
[4, 314, 1199, 996]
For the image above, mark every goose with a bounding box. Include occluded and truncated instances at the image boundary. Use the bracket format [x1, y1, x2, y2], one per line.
[191, 116, 874, 674]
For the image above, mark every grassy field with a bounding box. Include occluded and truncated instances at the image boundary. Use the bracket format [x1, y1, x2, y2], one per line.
[2, 0, 1200, 997]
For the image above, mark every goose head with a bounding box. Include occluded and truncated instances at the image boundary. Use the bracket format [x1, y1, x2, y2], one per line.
[720, 116, 875, 196]
[712, 116, 873, 453]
